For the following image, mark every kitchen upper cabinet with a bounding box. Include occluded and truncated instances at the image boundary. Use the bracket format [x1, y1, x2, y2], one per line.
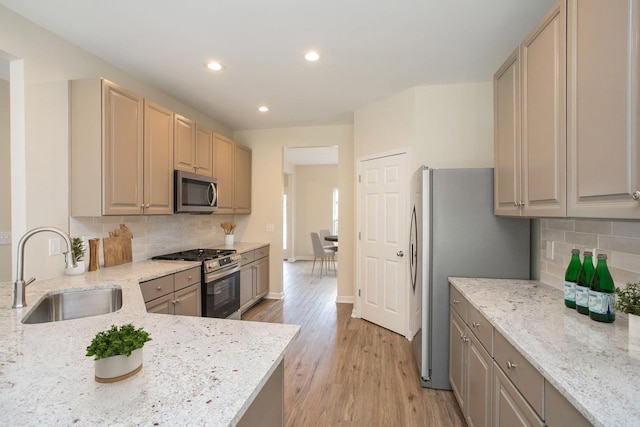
[143, 100, 174, 215]
[174, 115, 214, 177]
[215, 133, 235, 213]
[234, 143, 252, 214]
[214, 133, 252, 214]
[196, 124, 215, 177]
[567, 0, 640, 219]
[71, 79, 173, 216]
[494, 49, 522, 216]
[494, 0, 566, 217]
[174, 114, 196, 173]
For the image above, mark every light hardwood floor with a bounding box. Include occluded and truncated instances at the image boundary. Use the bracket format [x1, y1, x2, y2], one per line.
[242, 261, 465, 427]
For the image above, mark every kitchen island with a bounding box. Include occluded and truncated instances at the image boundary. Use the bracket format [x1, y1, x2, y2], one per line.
[0, 260, 300, 426]
[449, 277, 640, 427]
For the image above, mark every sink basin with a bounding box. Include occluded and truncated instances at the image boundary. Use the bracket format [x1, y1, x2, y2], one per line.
[22, 286, 123, 324]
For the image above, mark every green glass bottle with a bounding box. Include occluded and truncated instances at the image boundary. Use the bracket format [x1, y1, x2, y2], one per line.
[575, 251, 594, 315]
[564, 249, 581, 308]
[589, 254, 616, 323]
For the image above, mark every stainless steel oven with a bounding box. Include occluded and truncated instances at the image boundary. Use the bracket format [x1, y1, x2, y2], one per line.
[203, 263, 241, 319]
[151, 249, 241, 319]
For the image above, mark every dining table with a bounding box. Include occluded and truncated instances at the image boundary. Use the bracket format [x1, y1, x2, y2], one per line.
[324, 234, 338, 242]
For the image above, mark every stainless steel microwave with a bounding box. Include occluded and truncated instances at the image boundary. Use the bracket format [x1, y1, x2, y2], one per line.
[174, 170, 218, 214]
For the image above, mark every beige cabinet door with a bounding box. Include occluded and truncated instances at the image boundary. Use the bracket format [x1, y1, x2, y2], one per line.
[174, 114, 196, 173]
[102, 81, 144, 215]
[466, 332, 493, 427]
[143, 101, 174, 215]
[173, 283, 201, 317]
[521, 0, 566, 217]
[492, 364, 544, 427]
[449, 310, 466, 413]
[240, 264, 254, 310]
[196, 124, 214, 177]
[234, 144, 252, 213]
[494, 49, 523, 216]
[214, 133, 235, 213]
[567, 0, 640, 218]
[255, 256, 269, 297]
[145, 293, 174, 314]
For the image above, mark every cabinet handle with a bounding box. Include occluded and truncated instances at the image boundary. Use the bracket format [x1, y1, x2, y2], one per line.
[175, 299, 180, 304]
[461, 336, 469, 343]
[472, 321, 480, 328]
[632, 191, 640, 201]
[452, 299, 459, 305]
[187, 275, 192, 280]
[506, 361, 517, 370]
[156, 286, 162, 290]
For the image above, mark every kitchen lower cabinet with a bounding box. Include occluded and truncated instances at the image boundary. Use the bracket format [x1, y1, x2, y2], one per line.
[566, 0, 640, 219]
[449, 297, 493, 427]
[493, 364, 544, 427]
[239, 246, 270, 314]
[141, 267, 201, 316]
[544, 381, 590, 427]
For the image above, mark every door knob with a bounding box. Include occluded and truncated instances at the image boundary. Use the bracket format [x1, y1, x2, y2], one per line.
[632, 191, 640, 201]
[397, 251, 404, 257]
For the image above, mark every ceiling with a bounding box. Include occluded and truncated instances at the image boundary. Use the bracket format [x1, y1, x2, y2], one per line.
[0, 0, 554, 131]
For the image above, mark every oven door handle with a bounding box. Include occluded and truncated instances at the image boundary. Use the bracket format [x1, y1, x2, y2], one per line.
[205, 264, 241, 282]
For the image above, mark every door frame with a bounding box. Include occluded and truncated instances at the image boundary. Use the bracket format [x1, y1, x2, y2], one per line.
[353, 147, 411, 338]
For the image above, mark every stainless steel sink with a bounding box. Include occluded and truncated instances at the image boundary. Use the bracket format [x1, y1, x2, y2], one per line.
[22, 286, 123, 324]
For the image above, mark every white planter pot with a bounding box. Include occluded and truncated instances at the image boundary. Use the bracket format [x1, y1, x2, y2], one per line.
[65, 260, 86, 275]
[94, 348, 143, 383]
[629, 313, 640, 339]
[224, 234, 234, 246]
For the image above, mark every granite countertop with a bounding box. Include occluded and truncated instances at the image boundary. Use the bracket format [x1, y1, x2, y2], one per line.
[449, 277, 640, 427]
[0, 259, 299, 426]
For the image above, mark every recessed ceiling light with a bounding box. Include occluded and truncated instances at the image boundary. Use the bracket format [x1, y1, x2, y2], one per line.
[206, 61, 223, 71]
[258, 106, 269, 113]
[304, 51, 320, 62]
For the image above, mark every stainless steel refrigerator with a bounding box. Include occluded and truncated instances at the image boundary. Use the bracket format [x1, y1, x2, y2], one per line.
[409, 167, 530, 390]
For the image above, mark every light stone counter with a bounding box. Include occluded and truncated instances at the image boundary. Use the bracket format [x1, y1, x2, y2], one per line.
[449, 277, 640, 427]
[0, 260, 300, 426]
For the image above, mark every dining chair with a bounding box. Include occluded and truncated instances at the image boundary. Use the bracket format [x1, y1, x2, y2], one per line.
[319, 229, 338, 252]
[310, 232, 336, 277]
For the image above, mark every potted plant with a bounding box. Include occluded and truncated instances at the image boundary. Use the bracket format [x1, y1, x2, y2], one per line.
[86, 323, 152, 383]
[221, 222, 236, 245]
[616, 283, 640, 338]
[65, 237, 86, 275]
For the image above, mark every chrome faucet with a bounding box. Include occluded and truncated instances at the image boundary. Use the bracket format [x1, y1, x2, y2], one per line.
[13, 227, 77, 308]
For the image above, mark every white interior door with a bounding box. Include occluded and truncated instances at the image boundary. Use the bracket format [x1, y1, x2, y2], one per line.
[358, 151, 408, 336]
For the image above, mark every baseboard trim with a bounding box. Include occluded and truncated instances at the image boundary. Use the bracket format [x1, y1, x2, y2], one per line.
[265, 292, 284, 300]
[335, 296, 354, 304]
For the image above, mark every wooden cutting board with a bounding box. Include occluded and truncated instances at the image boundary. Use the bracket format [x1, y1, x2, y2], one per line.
[103, 224, 133, 267]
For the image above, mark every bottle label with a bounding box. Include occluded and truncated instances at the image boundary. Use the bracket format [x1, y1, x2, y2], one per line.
[588, 290, 615, 315]
[575, 285, 590, 307]
[564, 281, 576, 302]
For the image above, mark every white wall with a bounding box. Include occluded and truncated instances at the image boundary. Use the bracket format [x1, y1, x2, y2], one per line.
[0, 78, 10, 281]
[233, 125, 354, 300]
[0, 5, 232, 280]
[293, 165, 338, 257]
[414, 82, 494, 169]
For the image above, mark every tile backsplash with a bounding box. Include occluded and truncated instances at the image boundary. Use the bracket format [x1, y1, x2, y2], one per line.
[70, 214, 235, 266]
[539, 218, 640, 291]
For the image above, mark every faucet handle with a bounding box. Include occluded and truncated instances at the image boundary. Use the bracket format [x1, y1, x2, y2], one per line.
[25, 277, 36, 287]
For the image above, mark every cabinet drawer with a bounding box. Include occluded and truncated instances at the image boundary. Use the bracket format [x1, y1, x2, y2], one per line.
[450, 286, 467, 322]
[467, 304, 493, 356]
[240, 250, 255, 264]
[494, 331, 544, 417]
[140, 275, 174, 302]
[255, 246, 269, 259]
[174, 267, 200, 291]
[145, 292, 174, 314]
